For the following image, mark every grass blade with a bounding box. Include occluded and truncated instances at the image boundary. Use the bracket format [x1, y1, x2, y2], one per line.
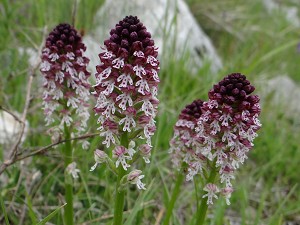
[124, 181, 156, 225]
[0, 194, 10, 225]
[36, 203, 67, 225]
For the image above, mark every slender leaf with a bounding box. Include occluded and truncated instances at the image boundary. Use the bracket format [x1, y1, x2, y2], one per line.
[36, 203, 67, 225]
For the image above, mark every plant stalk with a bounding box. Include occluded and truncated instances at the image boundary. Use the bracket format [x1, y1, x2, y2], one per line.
[195, 161, 217, 225]
[63, 124, 74, 225]
[113, 132, 129, 225]
[162, 171, 185, 225]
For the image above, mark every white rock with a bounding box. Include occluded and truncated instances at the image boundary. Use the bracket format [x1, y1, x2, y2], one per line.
[261, 75, 300, 120]
[91, 0, 222, 73]
[263, 0, 300, 27]
[0, 110, 28, 149]
[18, 47, 38, 67]
[83, 35, 102, 76]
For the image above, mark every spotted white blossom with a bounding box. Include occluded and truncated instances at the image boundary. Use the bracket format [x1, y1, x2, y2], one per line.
[113, 146, 131, 171]
[66, 162, 80, 179]
[90, 149, 108, 171]
[127, 170, 146, 190]
[202, 183, 219, 205]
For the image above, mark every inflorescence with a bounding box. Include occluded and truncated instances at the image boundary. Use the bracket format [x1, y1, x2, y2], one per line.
[91, 16, 160, 189]
[40, 23, 91, 148]
[170, 73, 261, 205]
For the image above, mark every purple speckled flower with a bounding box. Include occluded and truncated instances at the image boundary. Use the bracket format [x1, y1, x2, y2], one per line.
[169, 99, 206, 175]
[202, 183, 219, 205]
[196, 73, 261, 204]
[127, 170, 146, 190]
[170, 73, 261, 205]
[93, 16, 160, 172]
[40, 23, 91, 140]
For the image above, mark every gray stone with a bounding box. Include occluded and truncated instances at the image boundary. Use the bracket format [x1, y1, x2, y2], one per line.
[0, 110, 29, 158]
[83, 35, 102, 76]
[263, 0, 300, 27]
[261, 75, 300, 121]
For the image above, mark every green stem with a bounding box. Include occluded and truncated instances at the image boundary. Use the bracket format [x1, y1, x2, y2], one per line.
[63, 124, 74, 225]
[113, 132, 129, 225]
[135, 208, 144, 225]
[162, 171, 185, 225]
[194, 176, 200, 212]
[195, 161, 217, 225]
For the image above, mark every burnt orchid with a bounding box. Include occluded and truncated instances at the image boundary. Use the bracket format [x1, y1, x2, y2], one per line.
[41, 23, 91, 144]
[196, 73, 261, 204]
[40, 23, 91, 225]
[92, 15, 159, 161]
[166, 73, 261, 225]
[92, 15, 159, 175]
[169, 99, 205, 174]
[164, 99, 205, 225]
[91, 15, 160, 225]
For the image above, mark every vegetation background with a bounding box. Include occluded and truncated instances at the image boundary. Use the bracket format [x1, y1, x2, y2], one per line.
[0, 0, 300, 224]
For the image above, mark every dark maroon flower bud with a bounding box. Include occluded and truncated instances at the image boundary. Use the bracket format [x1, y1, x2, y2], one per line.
[232, 88, 239, 95]
[121, 39, 129, 48]
[130, 32, 138, 41]
[247, 95, 260, 104]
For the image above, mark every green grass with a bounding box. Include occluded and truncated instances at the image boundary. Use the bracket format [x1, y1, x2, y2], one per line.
[1, 0, 300, 224]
